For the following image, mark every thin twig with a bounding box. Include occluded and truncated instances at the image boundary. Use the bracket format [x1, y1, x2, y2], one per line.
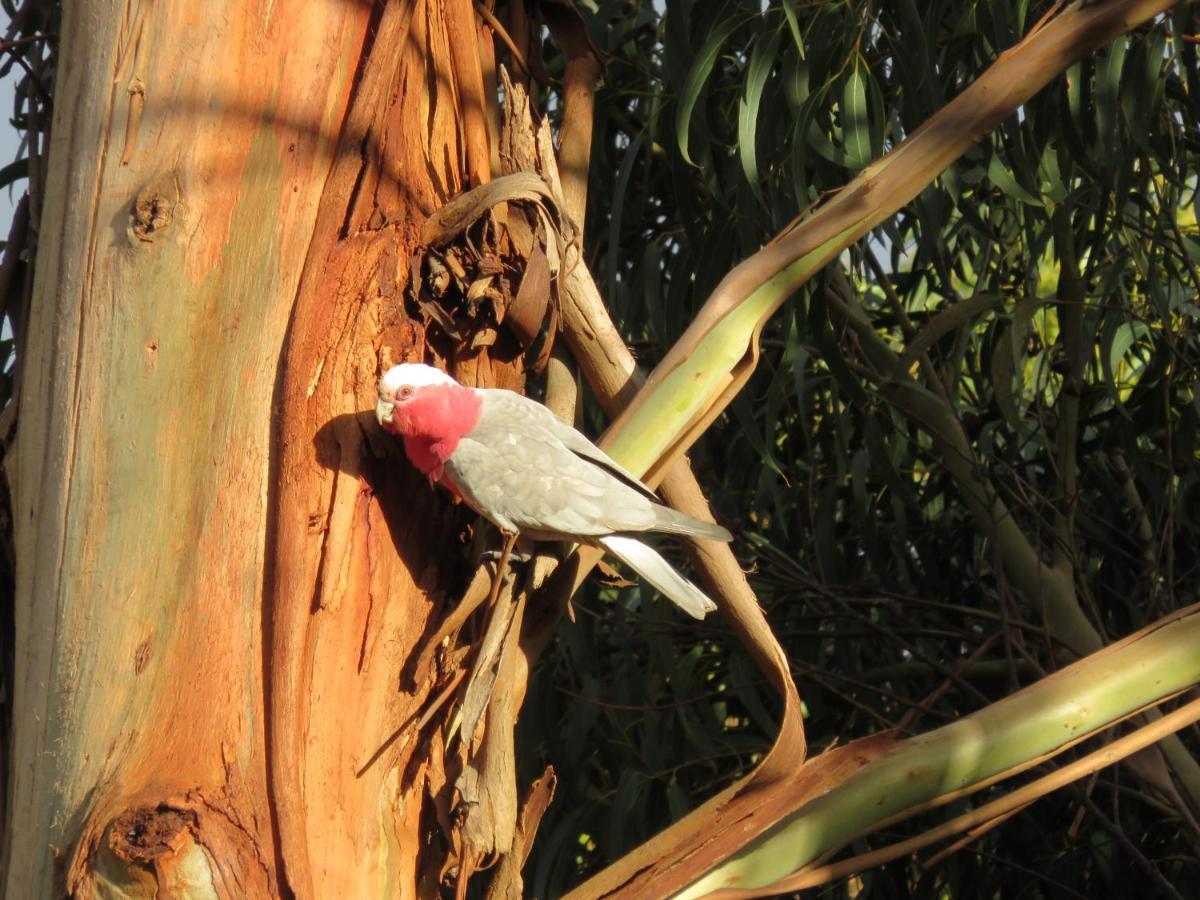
[1072, 786, 1188, 900]
[355, 667, 468, 776]
[921, 802, 1030, 868]
[4, 47, 50, 108]
[0, 32, 55, 55]
[474, 2, 542, 85]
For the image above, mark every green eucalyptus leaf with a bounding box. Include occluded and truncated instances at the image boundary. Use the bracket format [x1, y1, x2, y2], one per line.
[987, 154, 1044, 207]
[842, 57, 871, 170]
[738, 28, 782, 196]
[675, 11, 742, 166]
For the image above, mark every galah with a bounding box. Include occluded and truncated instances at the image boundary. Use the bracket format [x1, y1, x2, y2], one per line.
[374, 363, 730, 618]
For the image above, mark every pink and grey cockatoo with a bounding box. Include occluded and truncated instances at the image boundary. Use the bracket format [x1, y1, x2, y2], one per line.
[374, 363, 730, 618]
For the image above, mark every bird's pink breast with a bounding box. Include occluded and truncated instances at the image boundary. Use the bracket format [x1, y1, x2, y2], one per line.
[394, 383, 482, 479]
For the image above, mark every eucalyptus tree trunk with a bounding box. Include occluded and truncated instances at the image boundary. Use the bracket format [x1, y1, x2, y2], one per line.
[3, 1, 497, 895]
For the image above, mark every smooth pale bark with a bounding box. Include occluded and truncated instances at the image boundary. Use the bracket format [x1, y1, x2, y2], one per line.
[4, 0, 492, 896]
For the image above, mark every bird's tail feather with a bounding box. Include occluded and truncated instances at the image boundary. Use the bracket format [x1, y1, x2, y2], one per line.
[650, 505, 732, 542]
[598, 535, 717, 620]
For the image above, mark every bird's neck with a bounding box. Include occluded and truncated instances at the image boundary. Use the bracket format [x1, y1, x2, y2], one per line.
[397, 383, 483, 480]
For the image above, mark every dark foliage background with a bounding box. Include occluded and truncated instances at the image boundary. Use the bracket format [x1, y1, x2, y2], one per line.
[518, 2, 1200, 896]
[0, 0, 57, 850]
[0, 0, 1195, 896]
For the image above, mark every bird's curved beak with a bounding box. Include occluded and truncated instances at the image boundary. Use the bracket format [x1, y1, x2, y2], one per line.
[375, 397, 395, 428]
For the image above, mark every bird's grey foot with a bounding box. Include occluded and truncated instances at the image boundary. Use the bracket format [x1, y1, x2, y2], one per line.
[481, 547, 533, 564]
[477, 530, 535, 565]
[477, 542, 535, 564]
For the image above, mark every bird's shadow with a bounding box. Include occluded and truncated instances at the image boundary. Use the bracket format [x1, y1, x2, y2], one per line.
[312, 411, 478, 621]
[310, 411, 578, 692]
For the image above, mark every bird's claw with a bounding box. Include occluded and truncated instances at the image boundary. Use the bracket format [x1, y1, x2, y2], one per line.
[480, 547, 532, 564]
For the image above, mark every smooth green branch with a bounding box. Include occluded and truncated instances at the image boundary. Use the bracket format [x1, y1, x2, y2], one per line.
[677, 606, 1200, 898]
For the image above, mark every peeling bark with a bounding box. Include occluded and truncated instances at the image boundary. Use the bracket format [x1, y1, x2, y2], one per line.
[268, 0, 511, 895]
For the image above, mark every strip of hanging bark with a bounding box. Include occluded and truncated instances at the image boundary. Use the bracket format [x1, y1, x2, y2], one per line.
[483, 66, 815, 900]
[484, 766, 558, 900]
[496, 66, 560, 372]
[420, 171, 571, 266]
[456, 589, 528, 860]
[445, 63, 584, 895]
[506, 239, 551, 349]
[460, 64, 581, 898]
[456, 576, 521, 751]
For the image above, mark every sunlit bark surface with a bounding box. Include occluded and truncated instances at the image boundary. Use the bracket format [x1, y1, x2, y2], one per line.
[5, 1, 493, 895]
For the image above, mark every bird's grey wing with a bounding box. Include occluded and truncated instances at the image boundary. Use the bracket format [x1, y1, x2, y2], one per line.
[537, 409, 731, 541]
[473, 388, 732, 542]
[444, 423, 660, 538]
[485, 389, 660, 502]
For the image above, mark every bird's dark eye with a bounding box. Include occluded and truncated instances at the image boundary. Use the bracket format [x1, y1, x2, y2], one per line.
[396, 386, 414, 400]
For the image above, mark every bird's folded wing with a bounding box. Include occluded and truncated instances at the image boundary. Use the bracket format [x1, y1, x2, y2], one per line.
[487, 388, 661, 501]
[445, 427, 660, 537]
[468, 389, 732, 542]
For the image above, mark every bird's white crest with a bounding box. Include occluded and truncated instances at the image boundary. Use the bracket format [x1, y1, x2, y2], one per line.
[379, 363, 458, 396]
